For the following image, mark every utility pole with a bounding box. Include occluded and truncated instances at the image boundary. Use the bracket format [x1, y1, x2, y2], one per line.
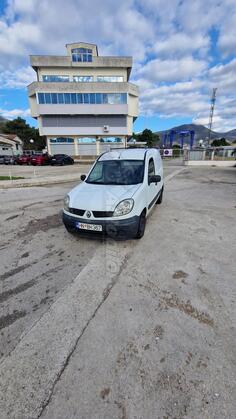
[208, 88, 217, 146]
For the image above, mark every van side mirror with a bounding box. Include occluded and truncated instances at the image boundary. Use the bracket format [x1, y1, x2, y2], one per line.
[149, 174, 161, 185]
[80, 174, 86, 181]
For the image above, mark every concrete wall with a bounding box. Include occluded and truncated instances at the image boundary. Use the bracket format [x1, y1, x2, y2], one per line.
[37, 104, 128, 116]
[50, 143, 75, 155]
[30, 56, 132, 73]
[42, 115, 126, 127]
[43, 126, 128, 136]
[47, 139, 125, 156]
[28, 81, 138, 96]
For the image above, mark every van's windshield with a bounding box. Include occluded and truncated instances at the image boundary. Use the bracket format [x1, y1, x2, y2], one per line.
[86, 160, 144, 185]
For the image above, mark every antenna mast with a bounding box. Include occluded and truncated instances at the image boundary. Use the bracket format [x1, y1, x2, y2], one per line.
[208, 88, 217, 146]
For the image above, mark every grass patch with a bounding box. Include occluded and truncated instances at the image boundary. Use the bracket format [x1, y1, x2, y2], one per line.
[0, 176, 25, 181]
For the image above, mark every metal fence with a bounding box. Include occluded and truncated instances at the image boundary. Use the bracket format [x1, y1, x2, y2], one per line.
[188, 148, 236, 161]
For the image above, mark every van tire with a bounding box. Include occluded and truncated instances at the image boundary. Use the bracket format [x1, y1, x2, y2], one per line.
[135, 211, 146, 239]
[156, 186, 164, 204]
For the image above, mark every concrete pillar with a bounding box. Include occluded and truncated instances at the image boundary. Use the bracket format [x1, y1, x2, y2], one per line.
[211, 150, 215, 161]
[96, 139, 100, 156]
[47, 138, 52, 155]
[74, 138, 79, 156]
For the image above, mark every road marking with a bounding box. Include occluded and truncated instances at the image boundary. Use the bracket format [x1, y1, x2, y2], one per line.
[0, 242, 133, 419]
[165, 167, 186, 182]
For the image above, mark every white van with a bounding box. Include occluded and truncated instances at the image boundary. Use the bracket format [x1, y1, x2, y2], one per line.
[62, 148, 164, 239]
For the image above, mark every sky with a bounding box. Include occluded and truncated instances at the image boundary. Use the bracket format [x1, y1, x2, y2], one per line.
[0, 0, 236, 133]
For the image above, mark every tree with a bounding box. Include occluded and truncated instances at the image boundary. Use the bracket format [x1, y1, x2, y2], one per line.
[2, 117, 46, 150]
[211, 138, 230, 147]
[134, 129, 160, 147]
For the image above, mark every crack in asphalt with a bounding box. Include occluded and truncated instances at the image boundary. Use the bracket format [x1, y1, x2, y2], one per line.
[36, 251, 130, 419]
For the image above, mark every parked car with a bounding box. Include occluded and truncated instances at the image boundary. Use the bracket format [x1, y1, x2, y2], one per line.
[16, 155, 32, 165]
[62, 148, 164, 239]
[51, 154, 74, 166]
[4, 155, 17, 165]
[30, 153, 52, 166]
[0, 155, 5, 164]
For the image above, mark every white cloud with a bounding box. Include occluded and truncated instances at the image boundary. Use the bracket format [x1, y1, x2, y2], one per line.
[151, 33, 210, 59]
[0, 107, 30, 119]
[0, 66, 36, 88]
[135, 57, 207, 83]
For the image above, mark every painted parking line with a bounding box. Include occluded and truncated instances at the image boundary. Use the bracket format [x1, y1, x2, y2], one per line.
[0, 241, 134, 419]
[165, 167, 186, 182]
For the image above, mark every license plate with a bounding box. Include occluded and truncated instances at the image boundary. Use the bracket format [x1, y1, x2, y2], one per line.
[76, 222, 102, 232]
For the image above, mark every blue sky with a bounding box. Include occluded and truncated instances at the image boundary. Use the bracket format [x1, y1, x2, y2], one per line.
[0, 0, 236, 132]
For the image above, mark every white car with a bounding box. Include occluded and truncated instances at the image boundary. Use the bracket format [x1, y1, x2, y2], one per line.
[62, 148, 164, 239]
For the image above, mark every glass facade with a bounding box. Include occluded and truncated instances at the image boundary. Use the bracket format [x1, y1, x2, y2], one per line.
[42, 75, 69, 82]
[71, 48, 93, 62]
[97, 76, 124, 82]
[37, 92, 127, 105]
[100, 137, 123, 142]
[50, 138, 74, 143]
[77, 138, 96, 143]
[73, 76, 93, 82]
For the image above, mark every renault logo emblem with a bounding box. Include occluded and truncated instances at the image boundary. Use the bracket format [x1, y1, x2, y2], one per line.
[86, 211, 91, 218]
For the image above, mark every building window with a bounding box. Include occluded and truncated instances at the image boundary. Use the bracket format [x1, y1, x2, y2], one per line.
[97, 76, 124, 82]
[38, 93, 45, 104]
[73, 76, 93, 82]
[71, 48, 93, 62]
[77, 138, 96, 143]
[42, 75, 69, 82]
[100, 137, 123, 143]
[148, 158, 155, 176]
[37, 92, 127, 105]
[50, 137, 74, 143]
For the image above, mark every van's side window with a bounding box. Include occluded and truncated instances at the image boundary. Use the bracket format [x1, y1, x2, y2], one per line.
[148, 158, 155, 177]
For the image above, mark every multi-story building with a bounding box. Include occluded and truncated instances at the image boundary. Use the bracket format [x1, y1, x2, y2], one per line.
[28, 42, 139, 156]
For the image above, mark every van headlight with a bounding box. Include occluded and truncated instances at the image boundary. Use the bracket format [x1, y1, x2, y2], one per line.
[113, 199, 134, 217]
[64, 194, 70, 211]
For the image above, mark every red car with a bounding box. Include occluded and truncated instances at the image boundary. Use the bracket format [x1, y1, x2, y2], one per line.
[16, 155, 32, 165]
[30, 153, 52, 166]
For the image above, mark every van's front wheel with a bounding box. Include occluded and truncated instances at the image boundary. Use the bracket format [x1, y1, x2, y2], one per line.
[135, 211, 146, 239]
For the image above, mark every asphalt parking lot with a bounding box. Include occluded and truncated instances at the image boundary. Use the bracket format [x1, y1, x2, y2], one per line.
[0, 161, 91, 179]
[0, 164, 235, 419]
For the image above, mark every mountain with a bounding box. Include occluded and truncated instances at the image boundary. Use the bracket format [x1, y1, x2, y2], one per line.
[155, 124, 236, 142]
[224, 129, 236, 139]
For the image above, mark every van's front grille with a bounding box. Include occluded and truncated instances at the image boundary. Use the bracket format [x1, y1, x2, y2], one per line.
[92, 211, 114, 218]
[69, 208, 85, 216]
[69, 208, 113, 218]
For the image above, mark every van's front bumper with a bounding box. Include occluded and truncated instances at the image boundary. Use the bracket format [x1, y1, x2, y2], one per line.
[62, 211, 139, 239]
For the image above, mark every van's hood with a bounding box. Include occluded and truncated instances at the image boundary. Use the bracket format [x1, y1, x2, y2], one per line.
[68, 182, 141, 211]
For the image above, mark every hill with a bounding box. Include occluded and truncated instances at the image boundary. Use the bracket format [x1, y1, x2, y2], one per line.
[155, 124, 236, 142]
